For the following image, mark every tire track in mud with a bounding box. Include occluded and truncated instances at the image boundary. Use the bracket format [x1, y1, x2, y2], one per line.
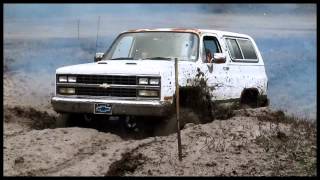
[19, 140, 110, 176]
[9, 131, 157, 176]
[44, 138, 156, 176]
[105, 139, 157, 176]
[4, 128, 124, 176]
[3, 104, 160, 176]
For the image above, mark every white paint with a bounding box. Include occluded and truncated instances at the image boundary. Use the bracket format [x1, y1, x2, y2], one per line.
[55, 28, 268, 104]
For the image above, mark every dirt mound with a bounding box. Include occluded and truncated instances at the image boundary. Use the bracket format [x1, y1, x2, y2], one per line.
[126, 109, 316, 176]
[3, 107, 316, 176]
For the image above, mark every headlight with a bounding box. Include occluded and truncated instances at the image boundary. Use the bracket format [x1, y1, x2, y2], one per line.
[68, 76, 77, 83]
[138, 78, 149, 85]
[149, 78, 160, 85]
[58, 75, 76, 83]
[59, 88, 67, 94]
[58, 87, 75, 94]
[58, 76, 67, 82]
[138, 90, 159, 97]
[138, 77, 160, 85]
[66, 88, 75, 94]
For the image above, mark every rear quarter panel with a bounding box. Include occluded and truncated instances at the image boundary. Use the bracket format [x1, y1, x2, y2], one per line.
[221, 34, 268, 100]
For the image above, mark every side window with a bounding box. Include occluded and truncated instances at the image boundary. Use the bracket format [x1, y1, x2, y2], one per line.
[226, 39, 242, 59]
[202, 36, 222, 63]
[237, 39, 257, 59]
[225, 37, 258, 62]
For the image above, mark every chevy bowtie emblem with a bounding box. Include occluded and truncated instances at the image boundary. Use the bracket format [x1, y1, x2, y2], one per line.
[99, 83, 111, 89]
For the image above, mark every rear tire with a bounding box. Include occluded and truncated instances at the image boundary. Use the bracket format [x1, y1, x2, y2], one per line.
[240, 89, 259, 108]
[258, 96, 269, 107]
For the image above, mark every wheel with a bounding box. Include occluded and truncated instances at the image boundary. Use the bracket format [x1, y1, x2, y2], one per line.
[55, 113, 69, 128]
[154, 108, 200, 136]
[240, 89, 259, 108]
[56, 113, 91, 127]
[258, 96, 269, 107]
[120, 116, 157, 139]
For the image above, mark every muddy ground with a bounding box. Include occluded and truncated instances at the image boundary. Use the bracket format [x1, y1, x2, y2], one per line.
[3, 73, 317, 176]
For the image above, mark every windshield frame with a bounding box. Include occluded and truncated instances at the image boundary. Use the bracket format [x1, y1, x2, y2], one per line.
[102, 31, 200, 62]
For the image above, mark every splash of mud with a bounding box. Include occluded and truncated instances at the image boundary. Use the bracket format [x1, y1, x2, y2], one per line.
[4, 106, 58, 130]
[159, 72, 237, 135]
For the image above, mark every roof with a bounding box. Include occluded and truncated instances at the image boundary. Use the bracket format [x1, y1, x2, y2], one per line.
[123, 28, 251, 38]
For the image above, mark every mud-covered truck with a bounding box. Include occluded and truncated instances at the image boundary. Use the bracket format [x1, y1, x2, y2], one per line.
[51, 28, 268, 129]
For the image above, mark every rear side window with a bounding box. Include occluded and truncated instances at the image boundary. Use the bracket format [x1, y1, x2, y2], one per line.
[226, 39, 242, 59]
[237, 39, 258, 59]
[225, 37, 258, 62]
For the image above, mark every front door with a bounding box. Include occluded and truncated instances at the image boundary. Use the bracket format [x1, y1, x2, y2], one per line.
[197, 34, 231, 101]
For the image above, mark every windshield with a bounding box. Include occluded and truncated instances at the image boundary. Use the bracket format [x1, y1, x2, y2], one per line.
[104, 32, 199, 61]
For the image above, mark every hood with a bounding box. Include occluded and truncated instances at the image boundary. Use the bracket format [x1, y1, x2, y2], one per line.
[56, 60, 174, 76]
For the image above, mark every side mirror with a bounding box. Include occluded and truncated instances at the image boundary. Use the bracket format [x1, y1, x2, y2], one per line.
[94, 52, 104, 62]
[212, 53, 226, 64]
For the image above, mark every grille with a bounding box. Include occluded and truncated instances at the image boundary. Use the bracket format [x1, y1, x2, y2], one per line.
[76, 75, 137, 85]
[75, 87, 137, 97]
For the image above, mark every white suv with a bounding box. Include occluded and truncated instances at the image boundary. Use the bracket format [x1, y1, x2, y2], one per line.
[51, 28, 268, 121]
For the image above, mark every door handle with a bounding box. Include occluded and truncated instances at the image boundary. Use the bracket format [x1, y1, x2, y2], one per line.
[223, 67, 229, 71]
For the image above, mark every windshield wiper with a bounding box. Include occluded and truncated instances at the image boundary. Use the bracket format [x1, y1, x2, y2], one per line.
[143, 57, 173, 60]
[110, 57, 134, 60]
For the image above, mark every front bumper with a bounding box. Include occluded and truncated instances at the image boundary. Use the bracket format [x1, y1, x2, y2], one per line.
[51, 96, 172, 116]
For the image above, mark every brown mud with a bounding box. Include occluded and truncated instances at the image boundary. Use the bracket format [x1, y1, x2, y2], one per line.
[3, 72, 316, 176]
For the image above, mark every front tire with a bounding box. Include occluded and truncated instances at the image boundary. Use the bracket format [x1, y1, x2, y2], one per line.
[55, 113, 69, 128]
[55, 113, 91, 128]
[154, 108, 200, 136]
